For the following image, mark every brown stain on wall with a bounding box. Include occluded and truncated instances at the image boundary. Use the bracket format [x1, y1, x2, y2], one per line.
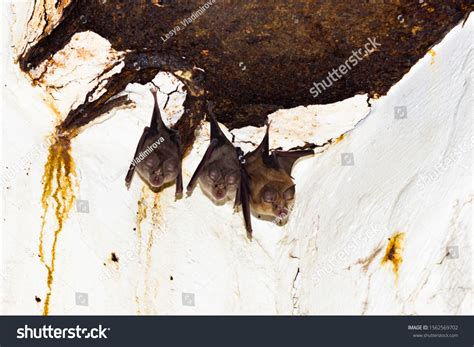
[38, 133, 77, 315]
[381, 232, 405, 281]
[428, 49, 436, 65]
[135, 186, 149, 241]
[334, 133, 345, 144]
[134, 189, 163, 314]
[144, 193, 163, 313]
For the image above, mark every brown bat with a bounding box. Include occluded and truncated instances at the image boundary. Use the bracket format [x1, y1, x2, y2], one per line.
[243, 123, 313, 226]
[187, 103, 252, 238]
[187, 103, 241, 204]
[125, 88, 183, 199]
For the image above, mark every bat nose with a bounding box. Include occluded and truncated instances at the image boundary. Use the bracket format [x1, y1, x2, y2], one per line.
[214, 184, 226, 199]
[276, 208, 288, 218]
[150, 170, 164, 186]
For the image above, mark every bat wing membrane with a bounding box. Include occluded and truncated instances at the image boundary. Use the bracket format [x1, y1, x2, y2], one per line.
[125, 126, 150, 189]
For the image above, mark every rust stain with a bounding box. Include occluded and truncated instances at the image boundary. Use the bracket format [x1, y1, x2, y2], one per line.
[151, 193, 162, 227]
[38, 132, 77, 315]
[348, 244, 384, 272]
[381, 232, 405, 281]
[76, 47, 94, 60]
[334, 133, 345, 144]
[146, 194, 160, 271]
[43, 96, 62, 122]
[428, 49, 436, 65]
[135, 186, 149, 241]
[134, 186, 151, 314]
[142, 193, 162, 314]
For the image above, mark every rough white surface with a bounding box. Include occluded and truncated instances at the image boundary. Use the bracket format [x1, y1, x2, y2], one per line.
[1, 2, 472, 315]
[290, 19, 473, 315]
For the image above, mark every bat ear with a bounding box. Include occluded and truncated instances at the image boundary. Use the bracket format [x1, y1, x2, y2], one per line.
[255, 121, 270, 156]
[150, 87, 166, 131]
[206, 101, 227, 141]
[274, 150, 314, 176]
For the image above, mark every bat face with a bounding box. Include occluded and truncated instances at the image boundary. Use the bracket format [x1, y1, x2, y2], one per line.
[257, 181, 295, 220]
[135, 135, 180, 190]
[197, 145, 240, 202]
[125, 88, 183, 199]
[245, 155, 296, 220]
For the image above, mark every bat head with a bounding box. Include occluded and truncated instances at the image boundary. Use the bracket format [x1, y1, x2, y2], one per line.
[258, 182, 295, 220]
[202, 163, 240, 202]
[201, 162, 240, 202]
[136, 137, 179, 190]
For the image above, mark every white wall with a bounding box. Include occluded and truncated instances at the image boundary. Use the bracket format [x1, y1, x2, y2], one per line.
[1, 2, 471, 315]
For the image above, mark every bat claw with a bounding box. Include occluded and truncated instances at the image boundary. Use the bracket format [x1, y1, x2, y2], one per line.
[246, 231, 253, 241]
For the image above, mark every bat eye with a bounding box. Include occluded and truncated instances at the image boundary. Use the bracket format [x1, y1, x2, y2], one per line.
[283, 185, 295, 200]
[145, 158, 155, 168]
[164, 159, 177, 172]
[208, 169, 219, 181]
[262, 189, 276, 203]
[226, 173, 238, 185]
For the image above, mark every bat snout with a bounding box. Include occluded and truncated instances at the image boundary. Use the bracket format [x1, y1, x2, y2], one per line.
[276, 208, 289, 219]
[213, 187, 227, 200]
[274, 200, 289, 219]
[150, 170, 165, 187]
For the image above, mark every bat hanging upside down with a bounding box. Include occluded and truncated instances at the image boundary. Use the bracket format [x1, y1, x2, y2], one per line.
[186, 102, 242, 204]
[242, 123, 314, 231]
[125, 88, 183, 199]
[125, 92, 312, 239]
[186, 102, 252, 237]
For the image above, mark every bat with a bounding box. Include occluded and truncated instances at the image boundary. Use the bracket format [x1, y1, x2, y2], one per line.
[125, 88, 183, 199]
[243, 123, 313, 225]
[187, 102, 241, 205]
[187, 103, 253, 238]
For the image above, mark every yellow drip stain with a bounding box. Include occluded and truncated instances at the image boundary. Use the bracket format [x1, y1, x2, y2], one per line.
[39, 133, 77, 315]
[428, 49, 436, 65]
[134, 187, 149, 314]
[151, 193, 162, 227]
[381, 232, 405, 281]
[134, 188, 163, 314]
[334, 133, 345, 144]
[136, 186, 149, 241]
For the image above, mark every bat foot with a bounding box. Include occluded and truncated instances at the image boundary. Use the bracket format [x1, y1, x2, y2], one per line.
[185, 187, 195, 197]
[246, 231, 253, 241]
[175, 192, 183, 200]
[150, 86, 158, 95]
